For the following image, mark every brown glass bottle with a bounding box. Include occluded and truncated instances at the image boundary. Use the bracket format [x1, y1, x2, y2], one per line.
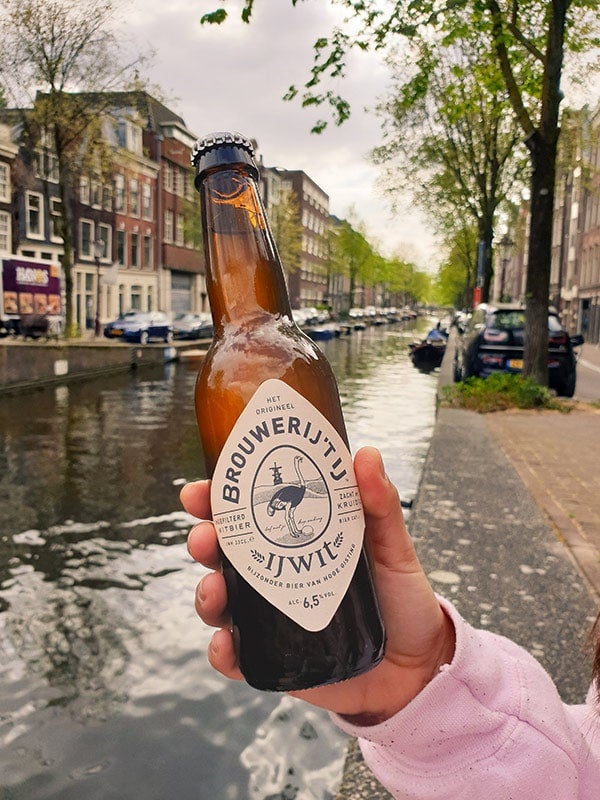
[192, 132, 384, 691]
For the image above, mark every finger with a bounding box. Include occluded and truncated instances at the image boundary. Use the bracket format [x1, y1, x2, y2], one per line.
[195, 570, 230, 628]
[180, 480, 212, 520]
[354, 447, 420, 571]
[355, 447, 448, 659]
[187, 520, 221, 569]
[208, 629, 244, 682]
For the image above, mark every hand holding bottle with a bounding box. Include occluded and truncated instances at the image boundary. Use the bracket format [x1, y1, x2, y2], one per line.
[183, 446, 456, 723]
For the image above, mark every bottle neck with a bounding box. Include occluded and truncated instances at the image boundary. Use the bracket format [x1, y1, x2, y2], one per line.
[199, 166, 292, 331]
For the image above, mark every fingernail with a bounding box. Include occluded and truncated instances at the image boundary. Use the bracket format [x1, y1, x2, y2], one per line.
[376, 450, 389, 481]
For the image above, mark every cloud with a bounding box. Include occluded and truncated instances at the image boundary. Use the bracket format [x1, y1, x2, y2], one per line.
[121, 0, 438, 266]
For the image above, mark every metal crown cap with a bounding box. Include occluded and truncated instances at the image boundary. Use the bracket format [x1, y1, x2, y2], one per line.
[191, 132, 255, 162]
[191, 132, 258, 185]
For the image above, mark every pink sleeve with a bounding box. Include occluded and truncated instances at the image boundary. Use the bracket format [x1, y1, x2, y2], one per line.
[332, 598, 600, 800]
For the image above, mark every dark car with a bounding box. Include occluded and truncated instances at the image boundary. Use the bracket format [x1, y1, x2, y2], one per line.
[453, 303, 584, 397]
[172, 312, 213, 340]
[104, 311, 173, 344]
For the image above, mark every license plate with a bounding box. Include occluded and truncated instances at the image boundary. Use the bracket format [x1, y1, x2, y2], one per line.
[508, 359, 523, 370]
[110, 329, 123, 336]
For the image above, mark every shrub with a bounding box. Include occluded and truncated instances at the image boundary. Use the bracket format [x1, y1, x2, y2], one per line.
[440, 373, 570, 413]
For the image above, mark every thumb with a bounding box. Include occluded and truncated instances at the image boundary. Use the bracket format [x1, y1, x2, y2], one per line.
[354, 447, 443, 661]
[354, 446, 421, 573]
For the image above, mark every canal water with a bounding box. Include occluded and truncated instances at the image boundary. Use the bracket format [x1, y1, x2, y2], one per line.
[0, 322, 439, 800]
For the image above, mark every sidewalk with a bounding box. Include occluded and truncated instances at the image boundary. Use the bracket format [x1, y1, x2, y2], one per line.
[486, 405, 600, 599]
[334, 341, 600, 800]
[580, 340, 600, 373]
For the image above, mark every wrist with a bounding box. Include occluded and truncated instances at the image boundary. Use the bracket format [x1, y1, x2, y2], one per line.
[342, 606, 456, 727]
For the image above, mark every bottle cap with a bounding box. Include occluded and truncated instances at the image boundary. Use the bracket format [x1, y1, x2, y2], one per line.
[192, 132, 259, 185]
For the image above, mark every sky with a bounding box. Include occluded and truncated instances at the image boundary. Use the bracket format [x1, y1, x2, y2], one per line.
[119, 0, 440, 269]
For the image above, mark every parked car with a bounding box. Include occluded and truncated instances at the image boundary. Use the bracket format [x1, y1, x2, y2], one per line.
[104, 311, 173, 344]
[453, 303, 584, 397]
[172, 312, 213, 340]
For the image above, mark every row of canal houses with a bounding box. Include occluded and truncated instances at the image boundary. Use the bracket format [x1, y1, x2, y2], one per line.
[497, 102, 600, 345]
[0, 91, 354, 335]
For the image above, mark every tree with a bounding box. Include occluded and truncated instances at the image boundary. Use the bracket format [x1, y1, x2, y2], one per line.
[373, 36, 527, 302]
[0, 0, 150, 338]
[201, 0, 600, 385]
[434, 226, 479, 308]
[270, 188, 303, 274]
[329, 217, 377, 309]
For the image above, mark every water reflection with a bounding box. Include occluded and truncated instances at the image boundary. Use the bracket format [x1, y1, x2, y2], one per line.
[0, 322, 438, 799]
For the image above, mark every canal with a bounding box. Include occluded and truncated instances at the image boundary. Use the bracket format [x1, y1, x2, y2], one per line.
[0, 322, 439, 800]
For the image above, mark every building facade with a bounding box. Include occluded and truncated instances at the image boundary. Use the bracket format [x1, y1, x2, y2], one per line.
[0, 98, 367, 333]
[0, 93, 207, 334]
[276, 169, 330, 309]
[496, 102, 600, 344]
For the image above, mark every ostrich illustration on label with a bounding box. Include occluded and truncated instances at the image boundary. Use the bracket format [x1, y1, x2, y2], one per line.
[266, 454, 307, 537]
[252, 445, 331, 548]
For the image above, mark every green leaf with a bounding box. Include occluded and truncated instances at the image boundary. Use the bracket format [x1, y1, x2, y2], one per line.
[241, 0, 254, 23]
[283, 85, 298, 101]
[200, 9, 227, 25]
[311, 120, 328, 134]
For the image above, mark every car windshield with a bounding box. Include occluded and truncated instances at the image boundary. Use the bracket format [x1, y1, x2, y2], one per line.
[489, 310, 564, 333]
[489, 310, 525, 330]
[122, 312, 146, 322]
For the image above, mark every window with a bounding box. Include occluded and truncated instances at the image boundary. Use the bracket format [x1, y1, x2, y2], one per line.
[114, 174, 125, 212]
[164, 162, 173, 193]
[0, 210, 10, 253]
[144, 234, 153, 268]
[175, 213, 185, 246]
[34, 146, 59, 183]
[142, 183, 152, 219]
[117, 121, 143, 155]
[128, 125, 142, 155]
[131, 285, 142, 310]
[98, 224, 112, 260]
[129, 179, 139, 216]
[0, 163, 10, 202]
[91, 180, 102, 207]
[184, 171, 192, 200]
[80, 219, 94, 257]
[26, 192, 44, 238]
[130, 232, 139, 267]
[102, 185, 112, 211]
[164, 209, 174, 243]
[50, 198, 62, 241]
[117, 229, 126, 265]
[80, 176, 90, 205]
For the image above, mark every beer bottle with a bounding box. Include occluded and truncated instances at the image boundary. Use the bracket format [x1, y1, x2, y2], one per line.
[192, 132, 385, 691]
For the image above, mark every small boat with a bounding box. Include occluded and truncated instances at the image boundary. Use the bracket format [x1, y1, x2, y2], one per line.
[409, 328, 447, 371]
[306, 323, 338, 341]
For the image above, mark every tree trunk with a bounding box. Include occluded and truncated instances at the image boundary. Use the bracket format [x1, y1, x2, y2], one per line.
[522, 2, 566, 386]
[523, 132, 554, 385]
[480, 216, 494, 302]
[55, 130, 76, 338]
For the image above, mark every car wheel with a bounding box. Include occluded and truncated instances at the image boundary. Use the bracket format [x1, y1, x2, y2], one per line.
[140, 330, 149, 345]
[555, 370, 576, 398]
[165, 330, 173, 343]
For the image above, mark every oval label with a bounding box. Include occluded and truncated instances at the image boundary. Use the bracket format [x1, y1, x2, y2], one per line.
[210, 378, 364, 631]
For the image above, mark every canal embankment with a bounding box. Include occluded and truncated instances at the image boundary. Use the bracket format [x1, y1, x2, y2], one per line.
[0, 338, 206, 395]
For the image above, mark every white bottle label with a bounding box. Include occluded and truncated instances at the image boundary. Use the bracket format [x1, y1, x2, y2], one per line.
[210, 378, 364, 631]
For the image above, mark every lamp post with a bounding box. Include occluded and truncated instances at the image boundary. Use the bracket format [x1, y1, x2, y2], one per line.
[94, 237, 104, 337]
[499, 233, 514, 302]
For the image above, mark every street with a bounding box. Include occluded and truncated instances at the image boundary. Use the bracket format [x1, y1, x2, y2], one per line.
[576, 345, 600, 402]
